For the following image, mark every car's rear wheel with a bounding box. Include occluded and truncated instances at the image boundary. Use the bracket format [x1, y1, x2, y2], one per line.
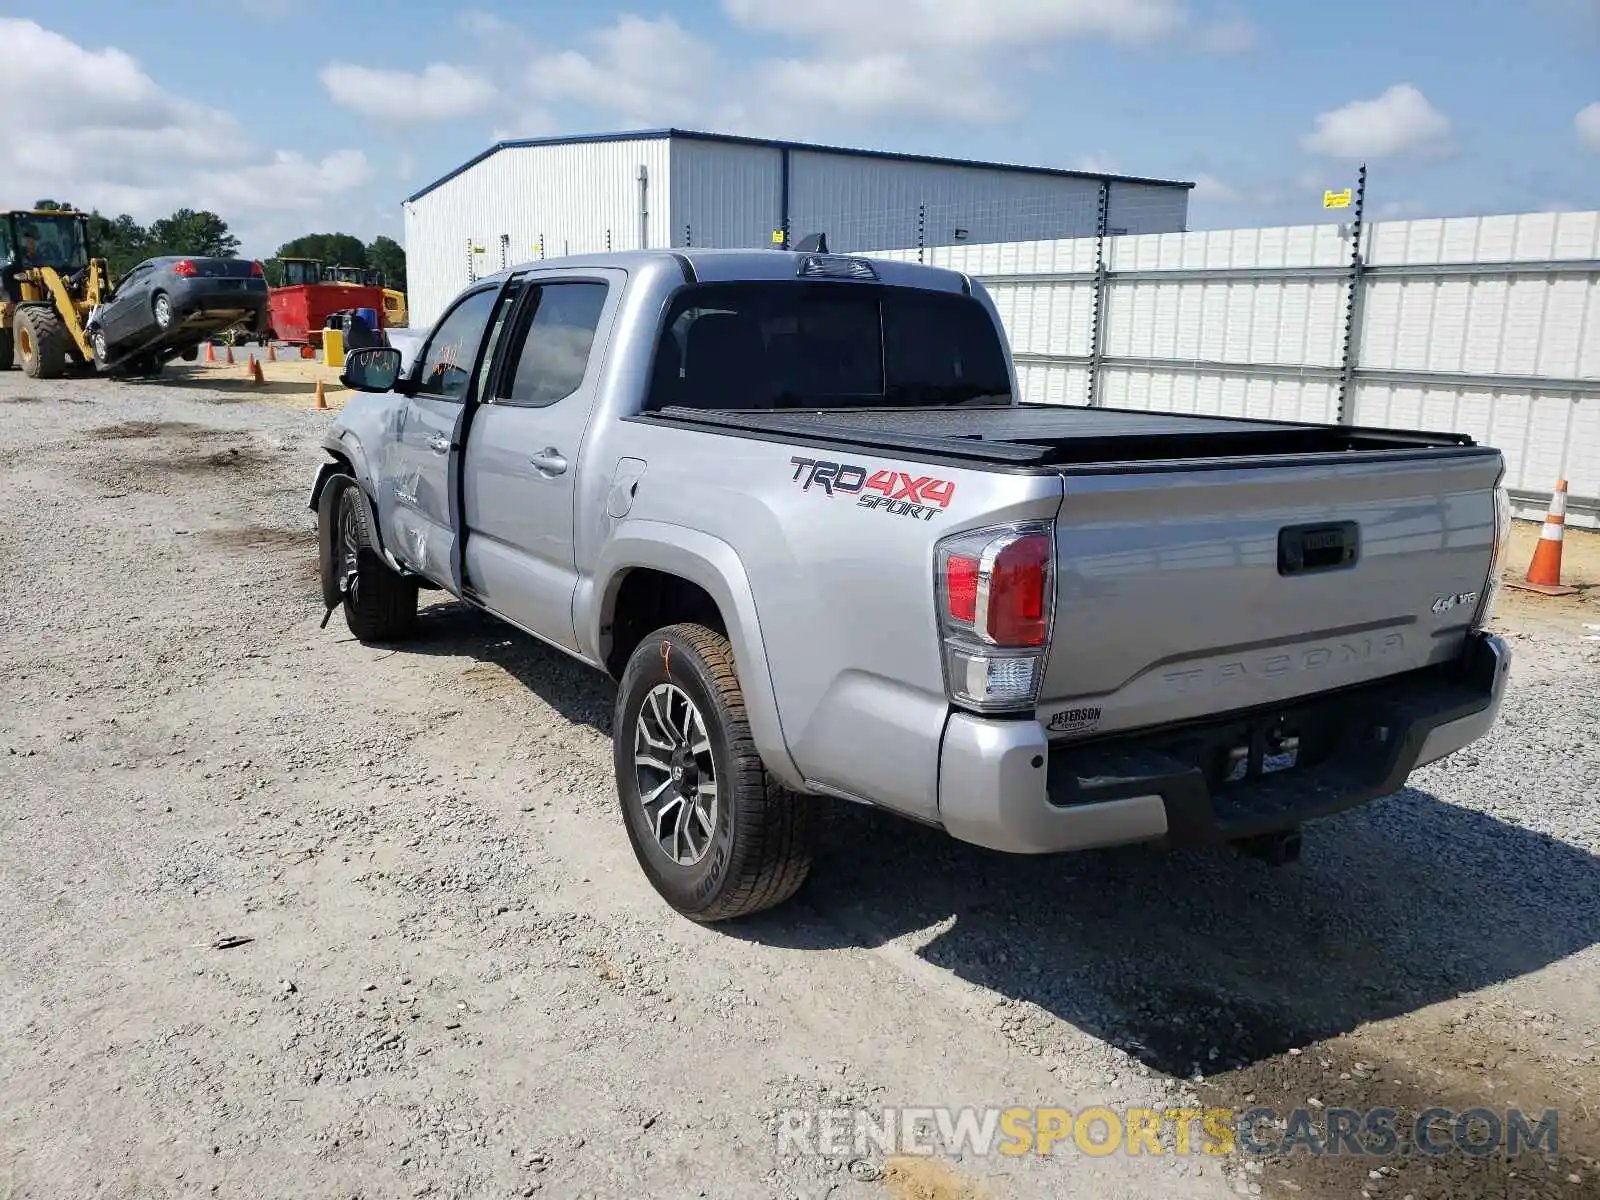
[614, 623, 817, 921]
[15, 306, 68, 379]
[327, 482, 418, 642]
[152, 291, 173, 330]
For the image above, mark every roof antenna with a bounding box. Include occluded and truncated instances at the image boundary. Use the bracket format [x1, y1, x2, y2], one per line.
[792, 232, 828, 253]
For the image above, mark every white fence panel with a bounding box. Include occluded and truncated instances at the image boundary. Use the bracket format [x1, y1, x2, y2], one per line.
[870, 209, 1600, 527]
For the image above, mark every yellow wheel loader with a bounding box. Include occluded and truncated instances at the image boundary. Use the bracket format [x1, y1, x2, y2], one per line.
[0, 209, 113, 378]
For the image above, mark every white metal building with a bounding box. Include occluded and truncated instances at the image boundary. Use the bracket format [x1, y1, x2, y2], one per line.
[401, 128, 1193, 326]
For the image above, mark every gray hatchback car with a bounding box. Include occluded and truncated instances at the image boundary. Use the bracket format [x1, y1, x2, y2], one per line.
[91, 256, 269, 375]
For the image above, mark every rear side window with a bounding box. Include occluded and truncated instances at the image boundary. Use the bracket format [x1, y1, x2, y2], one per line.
[647, 282, 1011, 411]
[497, 282, 609, 407]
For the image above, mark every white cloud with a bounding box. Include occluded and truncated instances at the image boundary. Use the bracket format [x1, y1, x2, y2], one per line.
[1301, 84, 1451, 159]
[724, 0, 1188, 48]
[1577, 102, 1600, 150]
[528, 16, 719, 127]
[763, 53, 1011, 123]
[1073, 154, 1122, 174]
[0, 20, 372, 254]
[1197, 14, 1259, 53]
[1191, 173, 1240, 202]
[321, 62, 495, 121]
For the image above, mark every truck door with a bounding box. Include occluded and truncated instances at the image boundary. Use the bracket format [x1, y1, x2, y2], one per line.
[385, 281, 518, 590]
[460, 271, 620, 651]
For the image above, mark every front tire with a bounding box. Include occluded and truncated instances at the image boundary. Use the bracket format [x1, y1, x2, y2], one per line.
[15, 306, 68, 379]
[326, 481, 417, 642]
[615, 623, 816, 921]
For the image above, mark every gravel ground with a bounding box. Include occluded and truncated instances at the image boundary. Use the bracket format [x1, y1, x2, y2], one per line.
[0, 373, 1597, 1200]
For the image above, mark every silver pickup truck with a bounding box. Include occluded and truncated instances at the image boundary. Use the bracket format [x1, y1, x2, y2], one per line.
[310, 248, 1512, 921]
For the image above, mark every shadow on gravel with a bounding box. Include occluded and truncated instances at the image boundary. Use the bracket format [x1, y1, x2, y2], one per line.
[732, 793, 1600, 1078]
[358, 600, 1600, 1081]
[400, 598, 617, 735]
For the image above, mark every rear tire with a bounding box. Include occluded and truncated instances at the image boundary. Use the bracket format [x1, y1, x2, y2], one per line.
[15, 306, 68, 379]
[329, 483, 417, 642]
[152, 291, 173, 330]
[614, 623, 816, 921]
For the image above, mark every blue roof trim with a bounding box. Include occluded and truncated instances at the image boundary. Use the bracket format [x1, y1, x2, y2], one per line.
[403, 127, 1194, 205]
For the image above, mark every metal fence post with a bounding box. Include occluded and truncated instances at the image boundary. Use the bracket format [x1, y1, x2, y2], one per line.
[499, 234, 509, 272]
[466, 238, 476, 284]
[1336, 163, 1368, 425]
[1086, 180, 1112, 407]
[917, 204, 926, 264]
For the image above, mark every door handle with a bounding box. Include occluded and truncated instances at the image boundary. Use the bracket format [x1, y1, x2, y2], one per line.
[530, 448, 568, 475]
[427, 435, 450, 454]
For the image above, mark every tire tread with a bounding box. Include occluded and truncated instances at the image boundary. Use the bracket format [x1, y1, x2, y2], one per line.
[649, 622, 816, 921]
[337, 486, 418, 642]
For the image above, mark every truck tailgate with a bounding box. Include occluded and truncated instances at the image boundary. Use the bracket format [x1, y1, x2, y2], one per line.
[1036, 448, 1504, 738]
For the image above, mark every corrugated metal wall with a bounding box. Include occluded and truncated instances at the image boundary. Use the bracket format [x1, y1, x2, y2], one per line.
[403, 137, 672, 326]
[785, 153, 1186, 253]
[668, 139, 783, 249]
[404, 134, 1191, 324]
[874, 211, 1600, 527]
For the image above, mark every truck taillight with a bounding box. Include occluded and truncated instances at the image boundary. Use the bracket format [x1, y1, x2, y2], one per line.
[935, 523, 1054, 712]
[1473, 481, 1512, 630]
[172, 259, 197, 276]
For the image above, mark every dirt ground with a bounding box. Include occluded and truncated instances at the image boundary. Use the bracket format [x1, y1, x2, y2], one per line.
[1, 374, 1596, 1200]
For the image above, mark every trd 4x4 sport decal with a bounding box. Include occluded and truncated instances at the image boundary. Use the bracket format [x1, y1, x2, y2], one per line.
[789, 456, 955, 522]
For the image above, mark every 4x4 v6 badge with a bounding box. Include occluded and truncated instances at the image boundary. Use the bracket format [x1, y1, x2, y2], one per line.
[1431, 590, 1480, 615]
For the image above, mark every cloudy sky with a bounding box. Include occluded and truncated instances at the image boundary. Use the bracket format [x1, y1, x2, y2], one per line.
[1, 0, 1597, 256]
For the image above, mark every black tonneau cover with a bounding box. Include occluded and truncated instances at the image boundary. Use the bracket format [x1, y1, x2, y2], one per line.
[645, 404, 1478, 468]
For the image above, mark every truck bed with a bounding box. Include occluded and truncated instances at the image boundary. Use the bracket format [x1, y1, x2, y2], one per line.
[643, 403, 1477, 469]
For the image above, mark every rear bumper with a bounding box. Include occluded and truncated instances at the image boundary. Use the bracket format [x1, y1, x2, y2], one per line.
[173, 281, 268, 325]
[936, 631, 1510, 855]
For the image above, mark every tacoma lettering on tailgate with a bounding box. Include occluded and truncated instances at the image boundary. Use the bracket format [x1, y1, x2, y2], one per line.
[789, 456, 955, 522]
[1161, 633, 1407, 696]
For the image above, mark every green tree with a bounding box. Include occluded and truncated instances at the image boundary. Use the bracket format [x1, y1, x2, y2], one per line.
[366, 235, 406, 291]
[146, 209, 239, 258]
[85, 211, 150, 277]
[275, 232, 367, 269]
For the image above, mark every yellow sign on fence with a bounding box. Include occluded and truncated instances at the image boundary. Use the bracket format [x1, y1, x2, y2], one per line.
[1323, 189, 1353, 209]
[771, 230, 785, 245]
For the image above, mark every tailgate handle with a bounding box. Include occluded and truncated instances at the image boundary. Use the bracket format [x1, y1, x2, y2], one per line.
[1278, 521, 1359, 576]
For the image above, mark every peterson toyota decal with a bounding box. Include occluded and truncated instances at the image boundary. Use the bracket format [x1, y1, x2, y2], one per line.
[789, 456, 956, 522]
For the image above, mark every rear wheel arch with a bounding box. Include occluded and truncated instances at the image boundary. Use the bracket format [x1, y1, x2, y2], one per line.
[594, 528, 802, 790]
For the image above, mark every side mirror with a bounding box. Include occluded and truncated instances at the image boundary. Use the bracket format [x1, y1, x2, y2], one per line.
[341, 345, 402, 393]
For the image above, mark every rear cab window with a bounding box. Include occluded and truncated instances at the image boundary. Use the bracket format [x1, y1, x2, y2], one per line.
[495, 281, 609, 407]
[647, 282, 1012, 412]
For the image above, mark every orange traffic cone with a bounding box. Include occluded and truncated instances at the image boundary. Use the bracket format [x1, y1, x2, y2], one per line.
[205, 342, 216, 363]
[301, 344, 315, 360]
[225, 345, 235, 364]
[314, 377, 328, 410]
[267, 343, 277, 362]
[1507, 480, 1578, 596]
[249, 357, 265, 385]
